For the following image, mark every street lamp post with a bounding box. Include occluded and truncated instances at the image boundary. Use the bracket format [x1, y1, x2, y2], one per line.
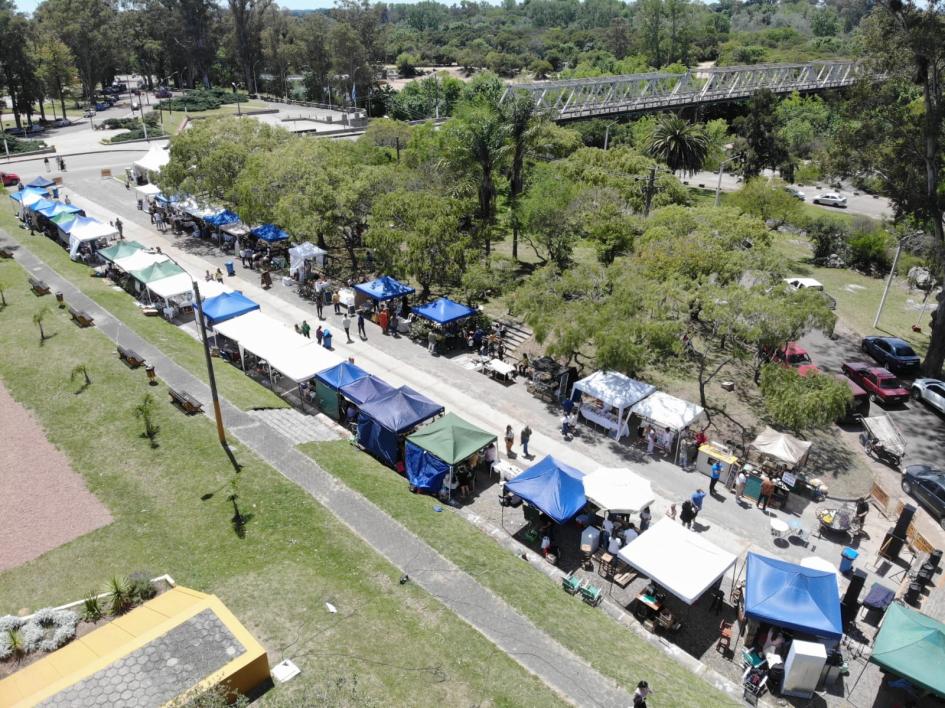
[231, 83, 242, 117]
[873, 231, 922, 328]
[715, 157, 736, 207]
[603, 120, 618, 151]
[191, 279, 227, 445]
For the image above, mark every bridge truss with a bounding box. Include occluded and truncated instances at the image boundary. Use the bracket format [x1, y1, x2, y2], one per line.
[500, 62, 861, 121]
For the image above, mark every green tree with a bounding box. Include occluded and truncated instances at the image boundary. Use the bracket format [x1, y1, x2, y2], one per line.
[32, 305, 50, 343]
[759, 365, 851, 433]
[396, 52, 419, 78]
[519, 164, 582, 268]
[34, 32, 76, 120]
[644, 114, 710, 176]
[729, 177, 802, 229]
[732, 89, 788, 178]
[229, 0, 272, 95]
[133, 392, 159, 447]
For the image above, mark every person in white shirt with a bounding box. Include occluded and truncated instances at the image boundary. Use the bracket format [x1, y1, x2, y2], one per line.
[735, 470, 747, 501]
[607, 534, 622, 555]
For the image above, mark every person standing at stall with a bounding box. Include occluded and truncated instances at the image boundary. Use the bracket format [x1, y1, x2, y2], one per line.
[504, 425, 515, 456]
[342, 314, 353, 343]
[709, 461, 722, 495]
[758, 476, 775, 511]
[357, 312, 366, 339]
[332, 290, 341, 315]
[520, 425, 532, 458]
[378, 307, 389, 335]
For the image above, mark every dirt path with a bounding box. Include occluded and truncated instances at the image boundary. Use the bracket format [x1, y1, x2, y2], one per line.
[0, 380, 112, 572]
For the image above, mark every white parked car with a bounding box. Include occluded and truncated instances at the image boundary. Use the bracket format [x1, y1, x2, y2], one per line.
[813, 193, 847, 208]
[784, 277, 836, 309]
[785, 186, 806, 200]
[912, 378, 945, 416]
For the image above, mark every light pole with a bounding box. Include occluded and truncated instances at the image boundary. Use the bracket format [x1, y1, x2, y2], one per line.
[252, 60, 261, 97]
[231, 83, 242, 117]
[603, 120, 618, 150]
[715, 157, 736, 207]
[873, 231, 922, 328]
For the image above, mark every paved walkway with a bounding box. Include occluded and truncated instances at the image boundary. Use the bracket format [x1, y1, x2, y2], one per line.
[3, 235, 636, 708]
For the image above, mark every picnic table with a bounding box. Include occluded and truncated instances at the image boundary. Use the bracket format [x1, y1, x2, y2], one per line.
[485, 358, 515, 381]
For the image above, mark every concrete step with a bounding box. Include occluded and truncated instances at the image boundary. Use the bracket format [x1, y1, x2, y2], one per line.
[247, 407, 342, 445]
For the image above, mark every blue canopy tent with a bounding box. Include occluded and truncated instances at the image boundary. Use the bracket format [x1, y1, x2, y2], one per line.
[338, 374, 395, 406]
[28, 198, 58, 214]
[356, 386, 444, 467]
[9, 187, 47, 203]
[204, 209, 240, 227]
[412, 297, 475, 326]
[354, 276, 415, 303]
[200, 291, 260, 326]
[505, 455, 587, 524]
[35, 202, 82, 219]
[314, 362, 368, 418]
[25, 176, 55, 189]
[251, 223, 289, 243]
[155, 194, 181, 206]
[744, 553, 843, 639]
[59, 215, 99, 235]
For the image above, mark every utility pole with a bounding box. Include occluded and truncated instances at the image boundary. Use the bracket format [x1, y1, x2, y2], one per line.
[643, 165, 657, 218]
[191, 280, 227, 445]
[873, 238, 904, 328]
[434, 72, 440, 120]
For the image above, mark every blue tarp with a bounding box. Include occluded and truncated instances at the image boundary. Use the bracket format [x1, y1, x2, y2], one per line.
[155, 194, 181, 206]
[356, 386, 444, 466]
[201, 291, 260, 326]
[35, 202, 82, 218]
[204, 209, 240, 227]
[505, 455, 587, 524]
[25, 176, 55, 189]
[744, 553, 843, 639]
[339, 374, 396, 406]
[405, 441, 450, 493]
[354, 276, 415, 302]
[315, 361, 368, 390]
[412, 297, 475, 325]
[28, 198, 58, 213]
[251, 223, 290, 243]
[9, 188, 46, 202]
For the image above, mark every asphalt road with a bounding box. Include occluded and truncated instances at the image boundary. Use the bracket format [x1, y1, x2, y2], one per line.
[799, 326, 945, 476]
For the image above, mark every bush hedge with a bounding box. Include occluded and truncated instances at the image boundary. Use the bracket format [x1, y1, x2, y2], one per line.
[157, 87, 248, 112]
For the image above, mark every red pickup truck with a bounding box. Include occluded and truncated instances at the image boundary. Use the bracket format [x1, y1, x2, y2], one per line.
[841, 361, 909, 405]
[1, 171, 20, 187]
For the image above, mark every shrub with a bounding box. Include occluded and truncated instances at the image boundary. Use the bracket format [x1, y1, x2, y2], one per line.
[128, 572, 156, 603]
[847, 229, 891, 274]
[794, 162, 821, 184]
[0, 616, 22, 634]
[158, 87, 248, 112]
[805, 215, 850, 262]
[83, 592, 103, 622]
[0, 631, 12, 660]
[19, 621, 44, 653]
[108, 576, 131, 615]
[108, 127, 168, 143]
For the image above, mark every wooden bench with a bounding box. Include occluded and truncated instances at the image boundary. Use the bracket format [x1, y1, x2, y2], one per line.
[117, 345, 145, 368]
[68, 306, 94, 327]
[169, 388, 203, 415]
[28, 276, 50, 295]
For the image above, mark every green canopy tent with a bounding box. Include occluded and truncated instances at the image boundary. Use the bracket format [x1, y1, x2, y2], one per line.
[130, 260, 185, 284]
[868, 602, 945, 699]
[50, 212, 77, 227]
[98, 240, 145, 263]
[405, 412, 496, 493]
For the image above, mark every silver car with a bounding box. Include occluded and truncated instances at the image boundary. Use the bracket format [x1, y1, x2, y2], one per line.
[912, 378, 945, 415]
[813, 193, 847, 208]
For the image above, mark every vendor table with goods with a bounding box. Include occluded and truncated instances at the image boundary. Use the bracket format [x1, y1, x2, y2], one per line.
[579, 405, 629, 438]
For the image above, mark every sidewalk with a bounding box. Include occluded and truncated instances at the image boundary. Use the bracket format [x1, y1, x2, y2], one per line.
[4, 237, 637, 708]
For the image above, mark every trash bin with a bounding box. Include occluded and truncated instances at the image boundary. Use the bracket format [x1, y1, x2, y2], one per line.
[224, 260, 235, 277]
[839, 547, 859, 574]
[322, 331, 333, 349]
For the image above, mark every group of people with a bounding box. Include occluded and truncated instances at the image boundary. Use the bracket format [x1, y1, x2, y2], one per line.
[601, 505, 653, 557]
[643, 425, 676, 456]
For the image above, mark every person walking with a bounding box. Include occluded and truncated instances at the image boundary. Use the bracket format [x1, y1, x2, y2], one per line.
[561, 413, 571, 439]
[44, 156, 50, 172]
[427, 329, 437, 354]
[300, 320, 311, 339]
[680, 499, 695, 529]
[633, 681, 653, 708]
[735, 470, 747, 502]
[315, 325, 324, 346]
[58, 156, 66, 171]
[639, 505, 652, 532]
[315, 295, 324, 319]
[758, 476, 774, 511]
[331, 290, 341, 315]
[691, 489, 706, 518]
[357, 312, 366, 339]
[709, 461, 722, 495]
[342, 314, 353, 343]
[115, 217, 123, 239]
[504, 425, 515, 457]
[520, 425, 532, 458]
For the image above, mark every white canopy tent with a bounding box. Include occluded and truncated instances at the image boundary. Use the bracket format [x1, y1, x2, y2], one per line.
[112, 251, 168, 273]
[750, 427, 812, 467]
[583, 467, 655, 514]
[67, 221, 119, 258]
[572, 371, 656, 440]
[289, 242, 327, 275]
[630, 391, 704, 432]
[134, 183, 162, 198]
[179, 198, 219, 220]
[617, 519, 738, 605]
[194, 280, 234, 300]
[265, 342, 342, 383]
[132, 144, 170, 178]
[147, 272, 196, 304]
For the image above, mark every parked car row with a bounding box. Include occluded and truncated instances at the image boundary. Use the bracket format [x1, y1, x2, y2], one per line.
[902, 465, 945, 530]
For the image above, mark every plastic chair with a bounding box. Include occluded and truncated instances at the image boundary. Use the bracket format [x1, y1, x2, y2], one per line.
[561, 574, 583, 595]
[580, 583, 603, 606]
[742, 648, 765, 669]
[717, 620, 733, 654]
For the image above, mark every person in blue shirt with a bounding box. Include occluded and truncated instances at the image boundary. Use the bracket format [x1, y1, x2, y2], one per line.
[709, 460, 722, 495]
[691, 489, 706, 518]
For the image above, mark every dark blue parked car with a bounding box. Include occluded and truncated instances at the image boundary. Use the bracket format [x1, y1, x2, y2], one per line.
[861, 336, 921, 374]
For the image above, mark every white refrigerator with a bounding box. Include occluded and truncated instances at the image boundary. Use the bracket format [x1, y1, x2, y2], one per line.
[781, 639, 827, 699]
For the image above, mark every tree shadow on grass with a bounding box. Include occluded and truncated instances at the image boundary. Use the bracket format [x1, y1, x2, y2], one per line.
[38, 332, 58, 347]
[140, 426, 161, 449]
[74, 381, 91, 395]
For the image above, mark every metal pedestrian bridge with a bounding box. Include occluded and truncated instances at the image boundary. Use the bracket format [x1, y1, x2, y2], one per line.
[501, 61, 862, 121]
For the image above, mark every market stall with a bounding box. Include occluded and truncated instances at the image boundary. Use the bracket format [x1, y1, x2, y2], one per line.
[743, 428, 814, 509]
[618, 519, 737, 605]
[356, 386, 444, 467]
[505, 455, 587, 525]
[582, 467, 655, 515]
[572, 371, 656, 440]
[405, 412, 496, 494]
[130, 260, 186, 303]
[147, 273, 198, 309]
[199, 291, 260, 326]
[868, 603, 945, 700]
[339, 374, 396, 407]
[411, 298, 475, 326]
[132, 144, 170, 180]
[134, 182, 162, 200]
[9, 188, 48, 213]
[630, 391, 705, 464]
[251, 223, 290, 244]
[312, 361, 368, 418]
[36, 201, 82, 221]
[61, 217, 118, 259]
[410, 297, 476, 351]
[526, 356, 578, 404]
[288, 242, 327, 280]
[98, 240, 145, 263]
[353, 275, 415, 314]
[112, 250, 169, 274]
[25, 176, 55, 190]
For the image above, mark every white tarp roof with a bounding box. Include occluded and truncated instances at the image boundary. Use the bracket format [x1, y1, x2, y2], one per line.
[618, 519, 737, 605]
[583, 467, 655, 514]
[148, 272, 195, 302]
[133, 144, 170, 174]
[135, 183, 162, 197]
[195, 280, 234, 299]
[289, 242, 327, 275]
[267, 342, 342, 383]
[71, 220, 118, 241]
[112, 251, 169, 273]
[573, 371, 655, 410]
[750, 427, 812, 466]
[179, 198, 218, 220]
[630, 391, 705, 431]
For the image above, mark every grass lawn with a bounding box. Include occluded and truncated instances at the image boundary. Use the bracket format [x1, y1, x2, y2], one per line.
[0, 204, 286, 410]
[0, 259, 563, 707]
[773, 232, 932, 356]
[157, 101, 270, 136]
[299, 441, 738, 707]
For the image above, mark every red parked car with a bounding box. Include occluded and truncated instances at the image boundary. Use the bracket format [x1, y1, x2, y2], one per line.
[841, 361, 910, 405]
[772, 342, 820, 376]
[836, 374, 870, 422]
[1, 171, 20, 187]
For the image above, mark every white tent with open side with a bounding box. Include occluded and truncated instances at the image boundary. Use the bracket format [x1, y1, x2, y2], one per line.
[147, 272, 196, 304]
[582, 467, 655, 514]
[289, 242, 327, 275]
[617, 519, 738, 605]
[133, 144, 170, 178]
[750, 427, 812, 467]
[630, 391, 704, 432]
[572, 370, 656, 440]
[67, 220, 119, 258]
[134, 183, 162, 198]
[112, 250, 168, 273]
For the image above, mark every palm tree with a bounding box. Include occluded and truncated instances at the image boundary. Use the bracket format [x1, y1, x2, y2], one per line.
[70, 363, 91, 388]
[644, 114, 710, 176]
[134, 392, 159, 446]
[33, 305, 50, 342]
[500, 91, 547, 260]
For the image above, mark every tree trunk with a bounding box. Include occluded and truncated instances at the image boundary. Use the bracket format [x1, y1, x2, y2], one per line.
[57, 80, 67, 119]
[924, 284, 945, 377]
[38, 99, 46, 122]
